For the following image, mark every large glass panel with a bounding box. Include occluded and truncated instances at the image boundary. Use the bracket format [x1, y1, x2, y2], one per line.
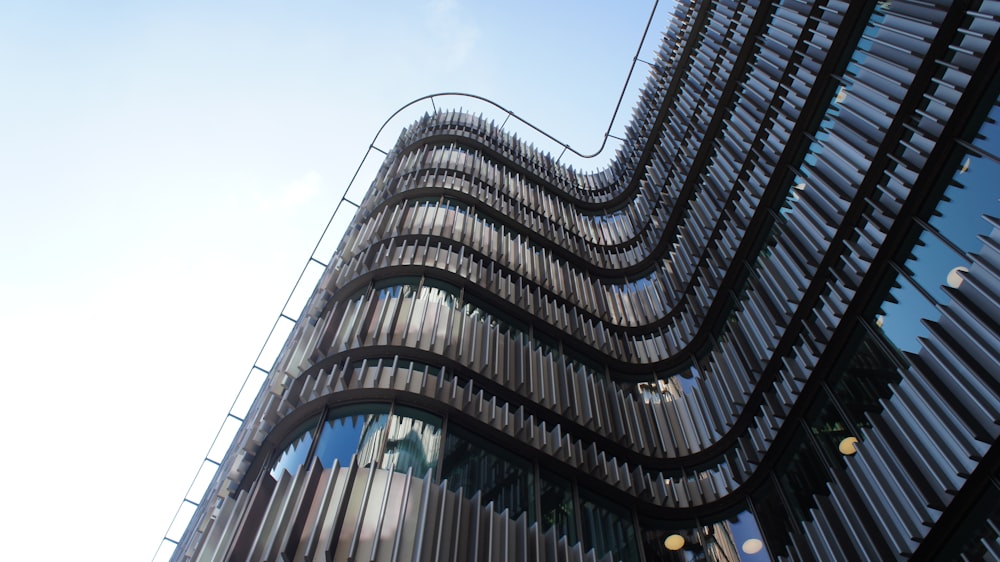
[382, 406, 441, 477]
[825, 328, 900, 446]
[878, 269, 938, 355]
[580, 492, 640, 562]
[725, 510, 772, 561]
[355, 408, 391, 468]
[927, 101, 1000, 255]
[304, 403, 443, 477]
[750, 479, 799, 561]
[639, 516, 694, 562]
[940, 473, 1000, 561]
[539, 469, 576, 543]
[644, 510, 772, 562]
[313, 404, 390, 470]
[441, 426, 535, 521]
[269, 417, 319, 479]
[879, 96, 1000, 354]
[805, 391, 856, 472]
[774, 431, 828, 531]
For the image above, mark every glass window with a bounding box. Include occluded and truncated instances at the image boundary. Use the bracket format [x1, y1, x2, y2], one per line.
[642, 509, 772, 562]
[313, 405, 390, 470]
[463, 293, 528, 339]
[539, 469, 576, 543]
[773, 431, 827, 530]
[580, 492, 639, 562]
[879, 97, 1000, 354]
[826, 329, 900, 440]
[441, 426, 535, 521]
[270, 417, 319, 479]
[382, 406, 442, 477]
[935, 475, 1000, 561]
[750, 479, 798, 560]
[804, 391, 856, 472]
[724, 510, 772, 561]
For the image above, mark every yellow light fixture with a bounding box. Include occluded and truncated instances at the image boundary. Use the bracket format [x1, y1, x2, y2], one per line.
[742, 538, 764, 554]
[839, 436, 859, 456]
[664, 534, 685, 550]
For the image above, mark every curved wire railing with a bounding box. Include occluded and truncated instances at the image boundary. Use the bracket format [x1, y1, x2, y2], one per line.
[152, 1, 668, 559]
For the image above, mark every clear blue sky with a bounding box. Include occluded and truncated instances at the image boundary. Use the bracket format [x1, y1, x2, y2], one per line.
[0, 2, 671, 560]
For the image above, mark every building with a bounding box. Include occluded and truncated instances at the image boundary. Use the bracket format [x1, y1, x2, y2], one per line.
[170, 0, 1000, 560]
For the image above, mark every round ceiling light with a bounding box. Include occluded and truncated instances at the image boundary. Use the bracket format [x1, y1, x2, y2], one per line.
[947, 266, 969, 289]
[664, 534, 685, 550]
[839, 436, 859, 456]
[742, 538, 764, 554]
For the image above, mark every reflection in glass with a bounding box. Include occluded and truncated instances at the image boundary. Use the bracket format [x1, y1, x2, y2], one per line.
[539, 469, 576, 543]
[750, 479, 799, 560]
[726, 510, 771, 561]
[269, 418, 318, 479]
[581, 492, 639, 562]
[774, 431, 827, 533]
[936, 474, 1000, 560]
[383, 406, 441, 476]
[880, 97, 1000, 355]
[826, 328, 900, 442]
[441, 426, 535, 521]
[355, 411, 390, 468]
[806, 391, 856, 470]
[273, 404, 442, 479]
[313, 405, 390, 469]
[642, 509, 773, 562]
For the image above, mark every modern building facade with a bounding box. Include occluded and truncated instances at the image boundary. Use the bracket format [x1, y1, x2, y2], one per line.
[171, 0, 1000, 560]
